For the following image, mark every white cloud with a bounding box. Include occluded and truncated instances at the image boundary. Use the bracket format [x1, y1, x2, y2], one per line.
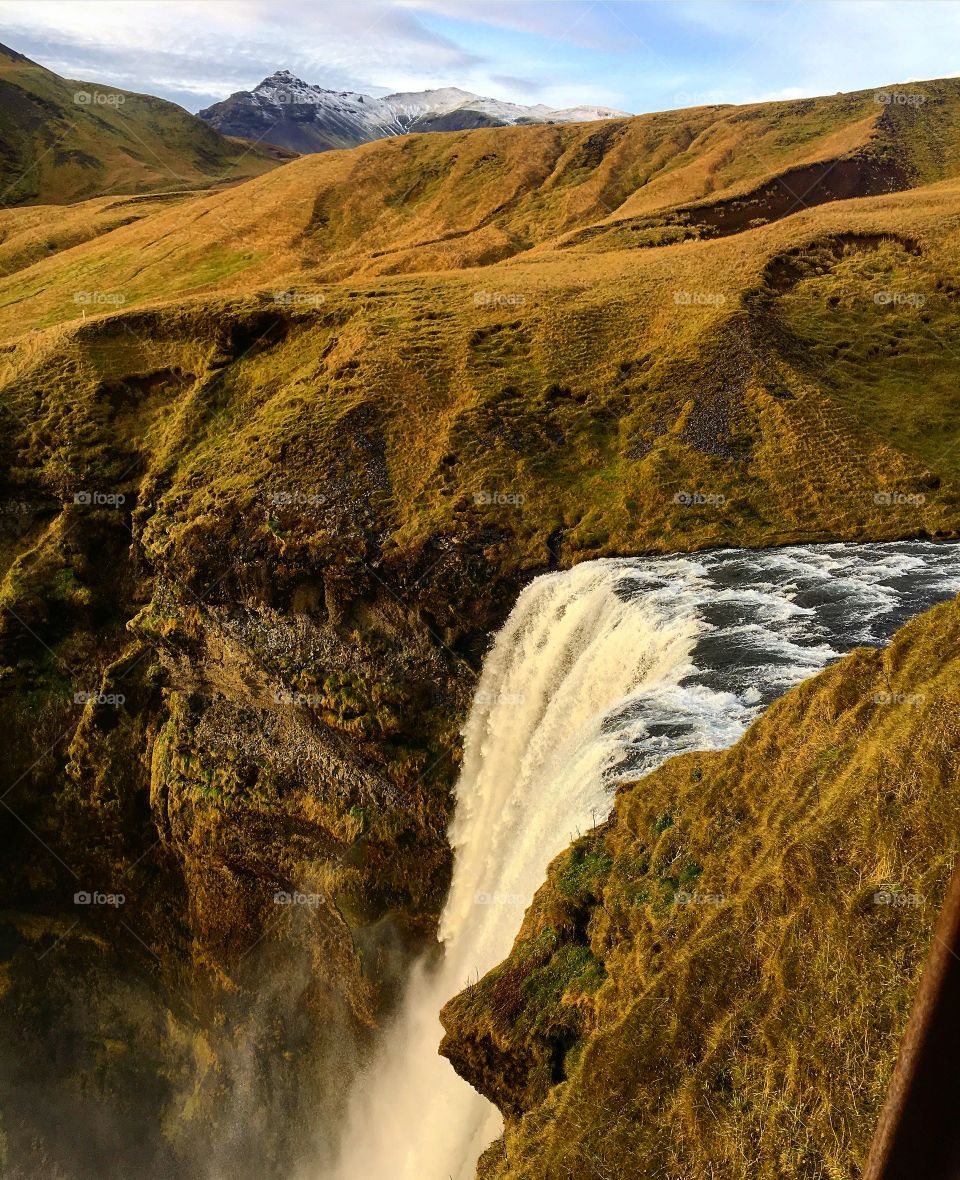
[0, 0, 486, 106]
[2, 0, 960, 117]
[670, 0, 960, 97]
[398, 0, 629, 51]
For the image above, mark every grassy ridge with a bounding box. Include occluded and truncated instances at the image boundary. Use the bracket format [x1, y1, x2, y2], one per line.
[4, 182, 960, 582]
[5, 75, 960, 327]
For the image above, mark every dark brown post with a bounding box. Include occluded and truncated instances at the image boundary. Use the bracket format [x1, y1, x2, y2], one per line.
[863, 855, 960, 1179]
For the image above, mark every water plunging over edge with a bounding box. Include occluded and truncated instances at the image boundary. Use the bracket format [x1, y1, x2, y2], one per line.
[328, 541, 960, 1180]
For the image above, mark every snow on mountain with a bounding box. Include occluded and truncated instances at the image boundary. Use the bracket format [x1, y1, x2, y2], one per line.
[198, 72, 630, 154]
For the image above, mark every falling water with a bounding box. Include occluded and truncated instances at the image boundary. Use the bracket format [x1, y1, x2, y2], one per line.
[329, 541, 960, 1180]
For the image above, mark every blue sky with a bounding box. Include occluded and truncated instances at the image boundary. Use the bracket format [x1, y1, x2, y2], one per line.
[1, 0, 958, 113]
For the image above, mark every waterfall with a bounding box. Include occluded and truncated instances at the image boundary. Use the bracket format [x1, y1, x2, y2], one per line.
[327, 541, 960, 1180]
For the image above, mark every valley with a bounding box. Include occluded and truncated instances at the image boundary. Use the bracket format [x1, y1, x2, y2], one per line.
[1, 34, 960, 1180]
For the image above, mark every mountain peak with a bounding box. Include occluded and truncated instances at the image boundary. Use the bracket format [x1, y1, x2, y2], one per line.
[385, 85, 477, 102]
[199, 74, 630, 154]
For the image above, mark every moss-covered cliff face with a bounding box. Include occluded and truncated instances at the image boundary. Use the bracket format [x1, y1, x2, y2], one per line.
[0, 307, 516, 1174]
[440, 594, 960, 1179]
[0, 449, 497, 1172]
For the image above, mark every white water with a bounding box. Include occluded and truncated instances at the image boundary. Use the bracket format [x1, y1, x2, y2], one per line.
[329, 541, 960, 1180]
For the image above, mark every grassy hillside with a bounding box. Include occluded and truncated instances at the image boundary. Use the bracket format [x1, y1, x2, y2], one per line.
[0, 43, 290, 207]
[1, 73, 957, 308]
[441, 592, 960, 1179]
[2, 73, 960, 1175]
[2, 182, 959, 576]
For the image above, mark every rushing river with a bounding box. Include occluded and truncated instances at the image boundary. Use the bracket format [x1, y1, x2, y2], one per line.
[328, 541, 960, 1180]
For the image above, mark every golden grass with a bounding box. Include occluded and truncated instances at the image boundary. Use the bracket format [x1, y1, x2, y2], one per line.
[5, 174, 960, 587]
[5, 75, 960, 332]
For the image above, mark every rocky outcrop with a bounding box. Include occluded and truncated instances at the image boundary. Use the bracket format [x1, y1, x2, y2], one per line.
[0, 302, 522, 1173]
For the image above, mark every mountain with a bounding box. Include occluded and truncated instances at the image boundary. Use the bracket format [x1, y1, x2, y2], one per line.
[197, 69, 630, 153]
[2, 71, 960, 1176]
[0, 43, 293, 206]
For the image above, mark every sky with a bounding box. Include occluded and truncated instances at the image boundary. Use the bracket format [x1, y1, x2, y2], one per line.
[1, 0, 959, 114]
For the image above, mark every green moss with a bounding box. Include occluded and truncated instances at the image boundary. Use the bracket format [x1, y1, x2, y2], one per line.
[520, 942, 605, 1035]
[556, 840, 613, 899]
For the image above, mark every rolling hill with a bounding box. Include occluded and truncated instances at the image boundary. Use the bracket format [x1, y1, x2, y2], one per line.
[0, 42, 292, 207]
[1, 73, 956, 314]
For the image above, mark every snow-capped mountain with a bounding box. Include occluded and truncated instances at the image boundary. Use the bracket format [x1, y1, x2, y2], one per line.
[198, 71, 629, 153]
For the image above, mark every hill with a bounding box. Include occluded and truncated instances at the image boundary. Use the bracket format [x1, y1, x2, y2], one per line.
[0, 43, 292, 207]
[2, 73, 958, 322]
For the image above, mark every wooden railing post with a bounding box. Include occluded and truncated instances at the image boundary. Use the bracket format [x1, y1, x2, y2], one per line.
[864, 855, 960, 1179]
